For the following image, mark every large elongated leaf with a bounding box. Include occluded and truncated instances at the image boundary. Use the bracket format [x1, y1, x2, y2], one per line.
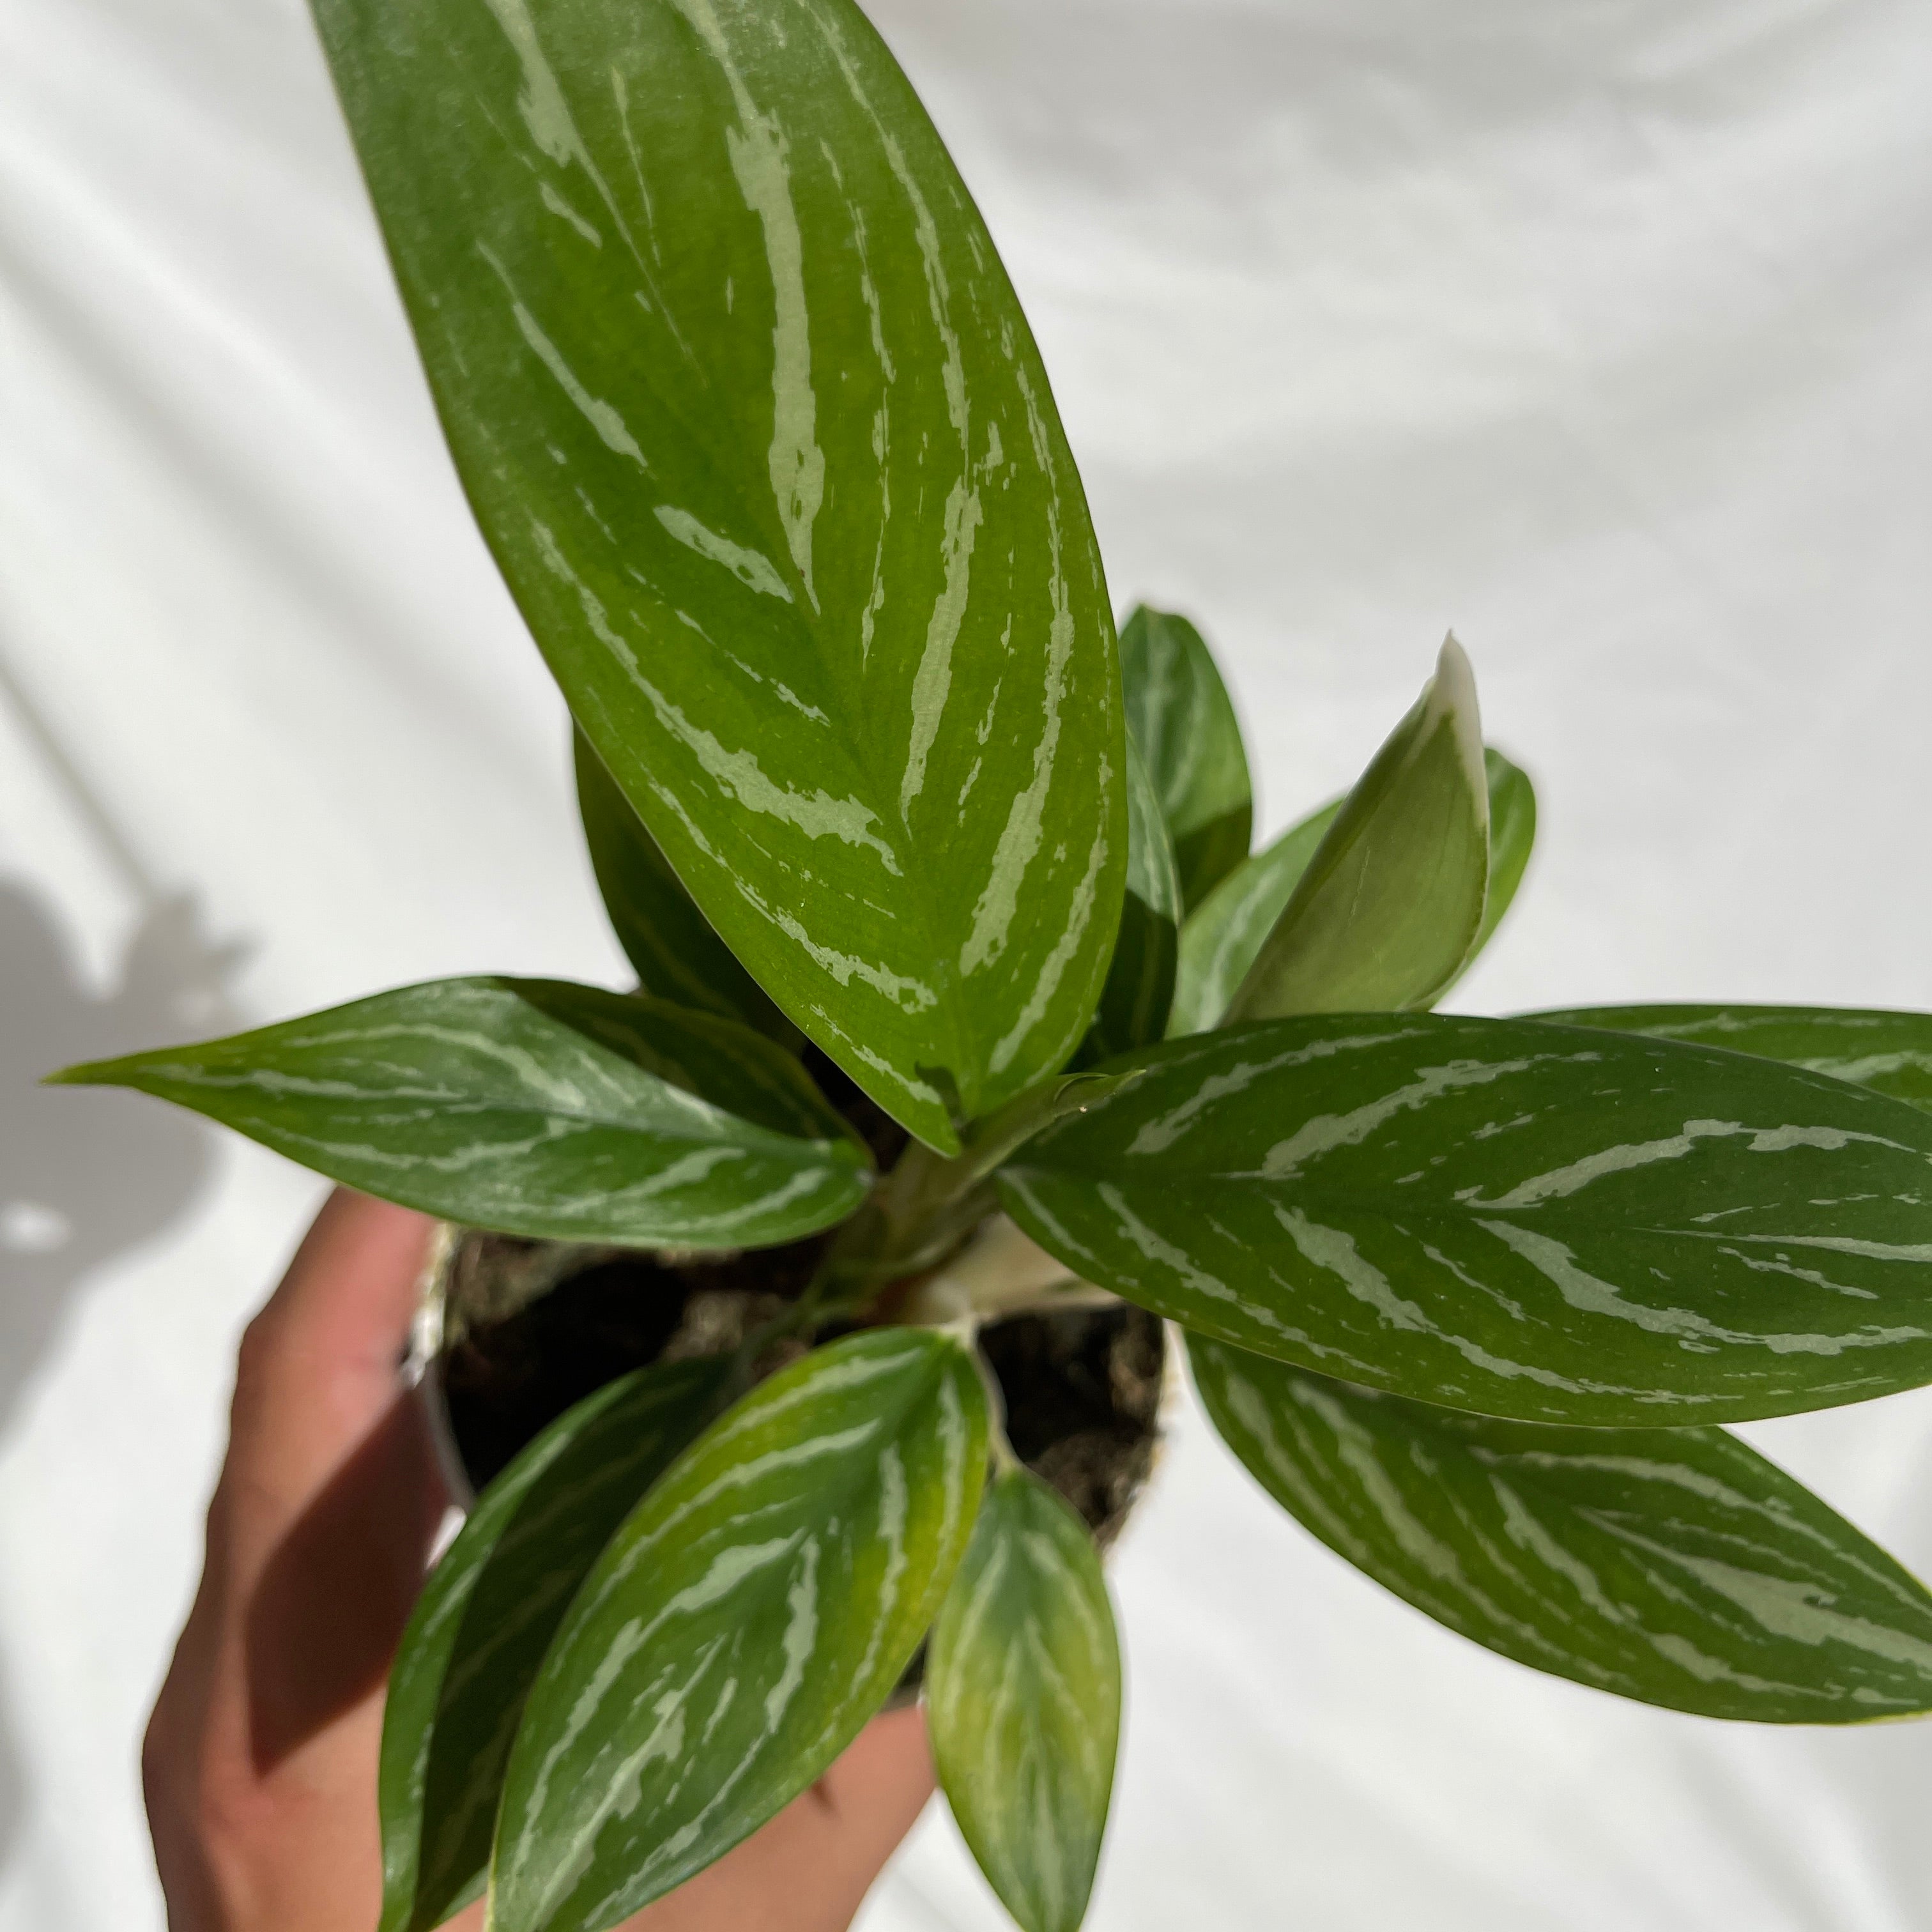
[1224, 639, 1489, 1023]
[315, 0, 1125, 1153]
[1118, 605, 1251, 909]
[1525, 1005, 1932, 1114]
[1171, 744, 1533, 1037]
[998, 1012, 1932, 1426]
[574, 731, 792, 1044]
[1167, 801, 1340, 1038]
[381, 1360, 727, 1932]
[491, 1329, 988, 1932]
[1191, 1337, 1932, 1722]
[1078, 737, 1181, 1064]
[51, 979, 870, 1246]
[927, 1466, 1121, 1932]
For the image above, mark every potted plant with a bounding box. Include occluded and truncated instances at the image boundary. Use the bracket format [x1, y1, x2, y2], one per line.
[52, 0, 1932, 1929]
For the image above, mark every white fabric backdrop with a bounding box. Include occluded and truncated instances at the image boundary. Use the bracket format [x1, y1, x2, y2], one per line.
[4, 0, 1932, 1924]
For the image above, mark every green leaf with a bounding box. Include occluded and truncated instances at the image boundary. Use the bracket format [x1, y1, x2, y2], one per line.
[1118, 605, 1252, 909]
[1190, 1336, 1932, 1723]
[927, 1466, 1121, 1932]
[997, 1011, 1932, 1426]
[1077, 735, 1181, 1064]
[1473, 747, 1535, 958]
[380, 1360, 728, 1932]
[1167, 800, 1340, 1038]
[574, 731, 793, 1045]
[1224, 638, 1489, 1023]
[1171, 744, 1533, 1038]
[313, 0, 1126, 1154]
[1522, 1005, 1932, 1115]
[490, 1328, 989, 1932]
[50, 979, 870, 1246]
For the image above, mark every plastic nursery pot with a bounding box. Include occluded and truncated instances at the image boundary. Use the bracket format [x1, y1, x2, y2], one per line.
[408, 1223, 1169, 1621]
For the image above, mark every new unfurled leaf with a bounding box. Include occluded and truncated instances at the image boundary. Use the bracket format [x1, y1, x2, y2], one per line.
[1225, 638, 1488, 1022]
[574, 732, 792, 1045]
[379, 1360, 727, 1932]
[1119, 606, 1252, 909]
[1167, 801, 1340, 1038]
[314, 0, 1125, 1153]
[1172, 744, 1533, 1037]
[490, 1330, 988, 1932]
[1078, 737, 1181, 1063]
[927, 1467, 1121, 1932]
[1191, 1337, 1932, 1723]
[1524, 1005, 1932, 1114]
[50, 979, 870, 1246]
[999, 1012, 1932, 1427]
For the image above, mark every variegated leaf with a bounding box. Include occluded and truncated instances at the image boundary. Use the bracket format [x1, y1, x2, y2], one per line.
[1119, 605, 1251, 910]
[574, 731, 792, 1045]
[999, 1012, 1932, 1426]
[1191, 1336, 1932, 1722]
[1224, 638, 1489, 1023]
[380, 1360, 727, 1932]
[1078, 735, 1181, 1064]
[1172, 743, 1533, 1036]
[1167, 800, 1339, 1038]
[50, 979, 870, 1246]
[490, 1328, 989, 1932]
[927, 1466, 1120, 1932]
[1524, 1005, 1932, 1114]
[313, 0, 1126, 1154]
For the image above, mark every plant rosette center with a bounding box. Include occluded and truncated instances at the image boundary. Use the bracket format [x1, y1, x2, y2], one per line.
[414, 1216, 1168, 1560]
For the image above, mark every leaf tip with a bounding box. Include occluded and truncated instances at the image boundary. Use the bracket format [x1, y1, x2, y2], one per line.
[41, 1057, 114, 1089]
[1425, 632, 1489, 816]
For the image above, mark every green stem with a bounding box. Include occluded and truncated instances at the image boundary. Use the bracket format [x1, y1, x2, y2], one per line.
[803, 1068, 1129, 1321]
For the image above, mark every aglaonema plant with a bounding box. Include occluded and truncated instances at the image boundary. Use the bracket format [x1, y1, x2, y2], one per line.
[50, 0, 1932, 1927]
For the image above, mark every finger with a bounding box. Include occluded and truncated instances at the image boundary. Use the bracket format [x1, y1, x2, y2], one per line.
[146, 1191, 450, 1926]
[229, 1188, 438, 1482]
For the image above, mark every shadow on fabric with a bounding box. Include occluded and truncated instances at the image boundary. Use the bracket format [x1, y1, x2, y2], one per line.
[0, 877, 247, 1869]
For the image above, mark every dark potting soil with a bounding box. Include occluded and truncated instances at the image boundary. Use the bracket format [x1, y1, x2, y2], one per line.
[440, 1238, 1165, 1541]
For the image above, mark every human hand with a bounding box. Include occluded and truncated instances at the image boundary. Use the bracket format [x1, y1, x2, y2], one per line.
[143, 1188, 935, 1931]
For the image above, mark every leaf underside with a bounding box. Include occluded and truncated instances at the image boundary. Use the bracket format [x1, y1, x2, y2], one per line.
[927, 1467, 1121, 1932]
[313, 0, 1125, 1153]
[489, 1328, 988, 1932]
[52, 977, 871, 1246]
[1171, 740, 1533, 1038]
[1167, 800, 1340, 1038]
[1000, 1011, 1932, 1427]
[379, 1360, 728, 1932]
[1191, 1336, 1932, 1723]
[1225, 638, 1489, 1023]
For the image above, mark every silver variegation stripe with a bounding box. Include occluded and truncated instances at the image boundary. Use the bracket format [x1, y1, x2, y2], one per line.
[1523, 1004, 1932, 1116]
[999, 1012, 1932, 1426]
[927, 1468, 1119, 1932]
[378, 1361, 725, 1932]
[56, 978, 871, 1246]
[489, 1330, 988, 1932]
[314, 0, 1124, 1151]
[1192, 1335, 1932, 1722]
[1117, 606, 1252, 910]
